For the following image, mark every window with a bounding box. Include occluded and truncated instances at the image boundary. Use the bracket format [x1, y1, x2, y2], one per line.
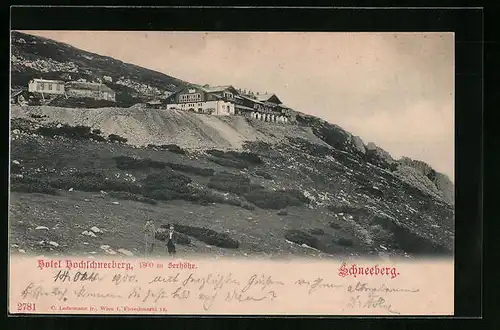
[36, 83, 41, 91]
[180, 93, 201, 103]
[48, 84, 52, 90]
[40, 83, 45, 90]
[56, 84, 60, 91]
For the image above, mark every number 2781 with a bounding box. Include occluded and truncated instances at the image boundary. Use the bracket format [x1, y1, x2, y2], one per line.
[17, 302, 36, 312]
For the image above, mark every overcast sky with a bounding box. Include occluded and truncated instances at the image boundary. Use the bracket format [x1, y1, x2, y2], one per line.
[19, 31, 454, 180]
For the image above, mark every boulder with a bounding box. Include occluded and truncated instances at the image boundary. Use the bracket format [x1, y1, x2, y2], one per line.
[308, 228, 325, 235]
[365, 142, 395, 169]
[351, 136, 366, 155]
[117, 248, 134, 256]
[90, 226, 103, 234]
[82, 230, 97, 237]
[284, 230, 320, 249]
[100, 245, 116, 255]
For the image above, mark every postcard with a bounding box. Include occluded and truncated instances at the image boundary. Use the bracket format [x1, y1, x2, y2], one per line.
[9, 30, 455, 315]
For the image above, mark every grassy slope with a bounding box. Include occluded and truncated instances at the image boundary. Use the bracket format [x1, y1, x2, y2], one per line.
[9, 136, 365, 259]
[9, 120, 454, 260]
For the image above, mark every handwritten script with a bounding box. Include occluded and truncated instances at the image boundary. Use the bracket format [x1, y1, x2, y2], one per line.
[17, 267, 421, 314]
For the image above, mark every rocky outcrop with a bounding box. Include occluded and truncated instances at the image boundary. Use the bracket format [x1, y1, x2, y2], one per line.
[364, 142, 395, 170]
[295, 114, 362, 155]
[11, 55, 78, 73]
[398, 157, 435, 179]
[434, 172, 454, 205]
[392, 165, 442, 199]
[351, 135, 366, 155]
[394, 157, 454, 205]
[116, 78, 172, 99]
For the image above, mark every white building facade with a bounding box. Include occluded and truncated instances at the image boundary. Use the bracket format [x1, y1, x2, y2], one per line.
[166, 100, 235, 116]
[165, 85, 238, 116]
[28, 78, 65, 95]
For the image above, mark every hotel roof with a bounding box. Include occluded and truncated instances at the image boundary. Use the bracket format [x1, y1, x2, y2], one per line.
[30, 78, 65, 84]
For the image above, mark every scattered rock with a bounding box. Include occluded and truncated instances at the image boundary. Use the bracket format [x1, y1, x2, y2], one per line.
[49, 241, 59, 247]
[329, 222, 341, 229]
[112, 201, 120, 205]
[118, 248, 134, 256]
[284, 230, 320, 250]
[12, 160, 21, 165]
[11, 244, 19, 248]
[68, 188, 74, 192]
[90, 226, 103, 234]
[100, 245, 117, 255]
[333, 236, 353, 247]
[18, 249, 26, 254]
[308, 228, 325, 235]
[82, 230, 97, 237]
[12, 129, 20, 135]
[277, 209, 288, 216]
[35, 226, 49, 230]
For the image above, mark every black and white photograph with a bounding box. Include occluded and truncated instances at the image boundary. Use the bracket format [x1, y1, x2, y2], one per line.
[9, 30, 455, 261]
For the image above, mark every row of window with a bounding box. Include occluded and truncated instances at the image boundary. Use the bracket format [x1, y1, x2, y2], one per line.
[180, 102, 203, 108]
[36, 83, 62, 91]
[179, 93, 201, 102]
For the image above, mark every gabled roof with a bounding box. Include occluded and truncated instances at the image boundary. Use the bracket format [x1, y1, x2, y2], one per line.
[168, 84, 240, 98]
[278, 103, 293, 109]
[255, 93, 282, 104]
[197, 85, 239, 95]
[240, 94, 265, 104]
[31, 78, 65, 84]
[203, 85, 238, 93]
